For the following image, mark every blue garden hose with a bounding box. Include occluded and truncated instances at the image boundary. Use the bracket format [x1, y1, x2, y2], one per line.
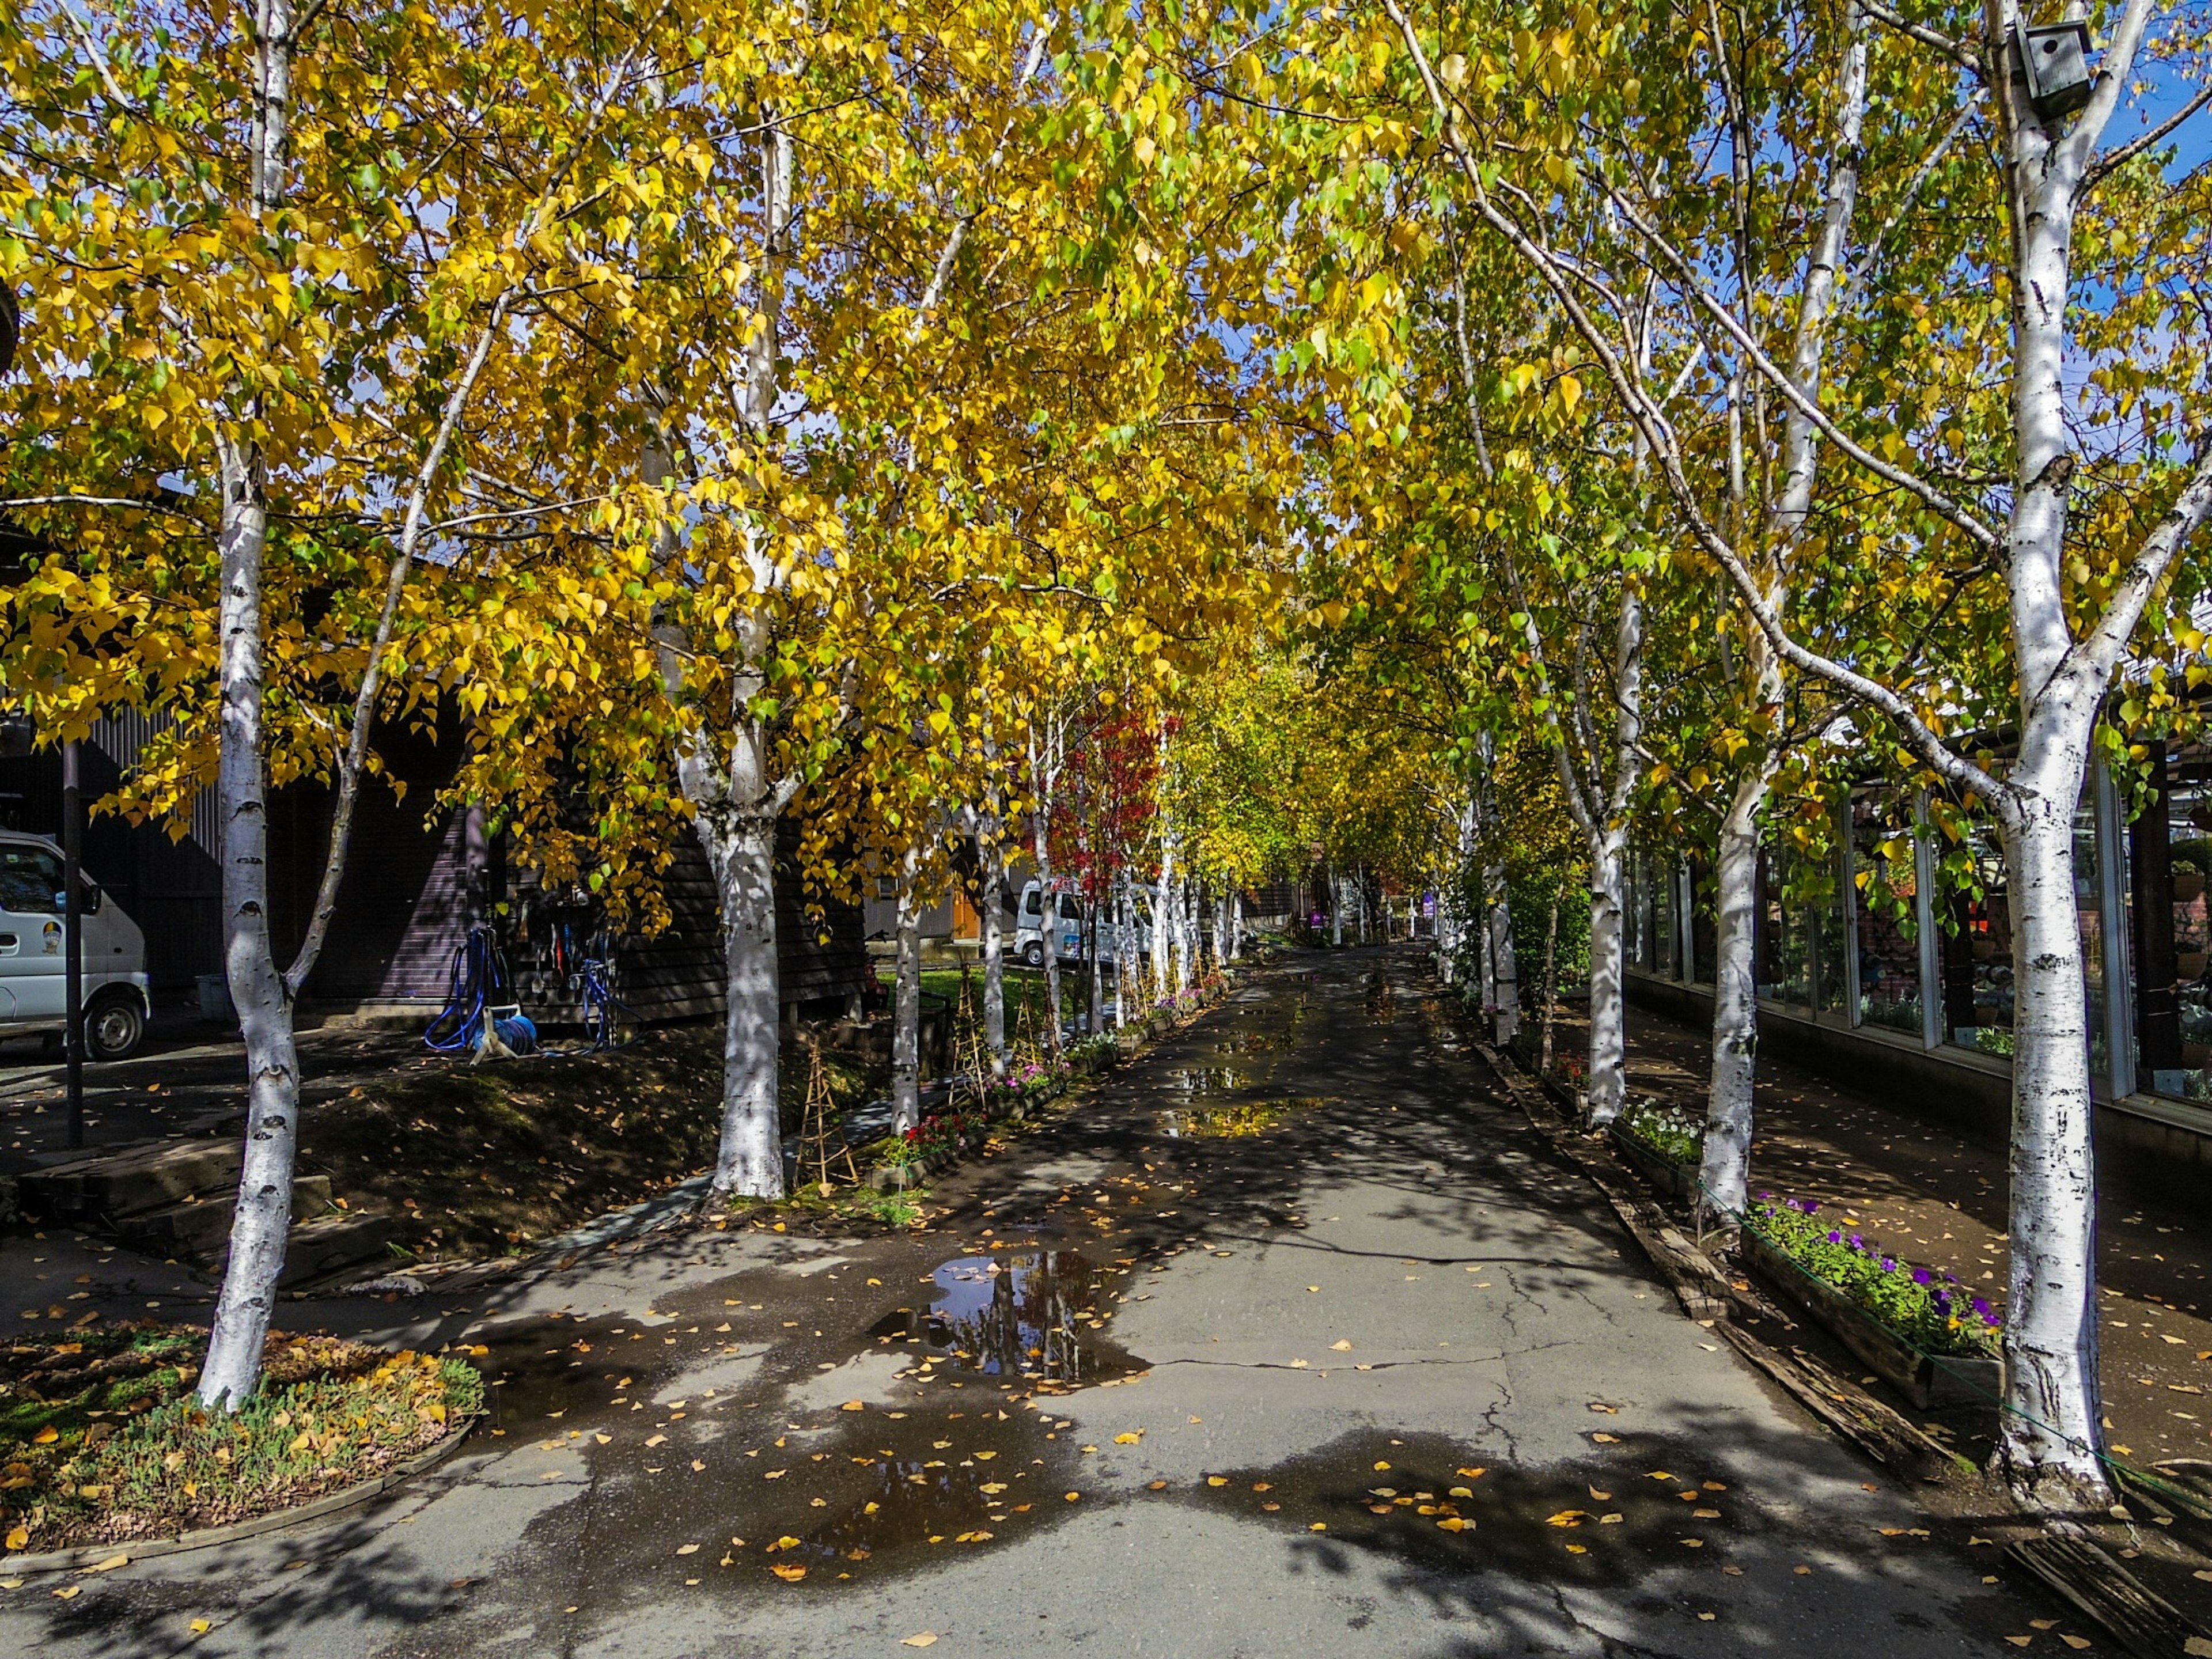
[426, 925, 533, 1055]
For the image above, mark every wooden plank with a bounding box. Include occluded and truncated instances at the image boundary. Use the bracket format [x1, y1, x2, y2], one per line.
[2008, 1535, 2212, 1659]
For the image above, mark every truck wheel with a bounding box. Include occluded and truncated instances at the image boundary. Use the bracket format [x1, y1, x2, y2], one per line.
[1021, 941, 1045, 968]
[88, 991, 146, 1062]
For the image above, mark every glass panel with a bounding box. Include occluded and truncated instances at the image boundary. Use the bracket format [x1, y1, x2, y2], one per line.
[2134, 746, 2212, 1103]
[2075, 788, 2108, 1082]
[1940, 822, 2014, 1056]
[1851, 793, 1924, 1034]
[1812, 850, 1848, 1014]
[1652, 863, 1677, 979]
[1689, 856, 1717, 983]
[1756, 844, 1813, 1008]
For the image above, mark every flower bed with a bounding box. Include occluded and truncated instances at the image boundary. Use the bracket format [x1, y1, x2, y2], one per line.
[2, 1324, 482, 1558]
[1749, 1196, 1998, 1359]
[1616, 1099, 1702, 1164]
[878, 1107, 989, 1169]
[1744, 1195, 2002, 1408]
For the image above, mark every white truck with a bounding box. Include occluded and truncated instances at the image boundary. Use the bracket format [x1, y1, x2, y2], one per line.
[0, 830, 150, 1059]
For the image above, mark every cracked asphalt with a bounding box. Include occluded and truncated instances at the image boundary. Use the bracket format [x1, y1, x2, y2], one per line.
[7, 947, 2062, 1657]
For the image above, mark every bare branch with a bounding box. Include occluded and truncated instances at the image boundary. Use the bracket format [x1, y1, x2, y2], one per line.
[1860, 1, 1982, 73]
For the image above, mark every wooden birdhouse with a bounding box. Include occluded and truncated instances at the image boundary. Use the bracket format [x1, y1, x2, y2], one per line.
[2021, 21, 2094, 120]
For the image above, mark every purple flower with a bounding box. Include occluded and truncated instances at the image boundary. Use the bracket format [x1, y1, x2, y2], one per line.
[1912, 1268, 1932, 1286]
[1881, 1257, 1897, 1272]
[1850, 1234, 1864, 1250]
[1801, 1200, 1819, 1215]
[1971, 1297, 1993, 1320]
[1827, 1231, 1842, 1244]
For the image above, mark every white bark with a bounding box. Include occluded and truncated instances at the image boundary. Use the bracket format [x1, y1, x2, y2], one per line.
[976, 825, 1008, 1077]
[710, 819, 783, 1194]
[1699, 768, 1769, 1218]
[1996, 760, 2105, 1503]
[892, 842, 922, 1134]
[199, 443, 299, 1411]
[1486, 866, 1518, 1044]
[1028, 724, 1063, 1051]
[1152, 861, 1173, 1002]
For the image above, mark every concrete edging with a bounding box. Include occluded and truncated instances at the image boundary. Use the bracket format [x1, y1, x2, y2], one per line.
[0, 1414, 480, 1577]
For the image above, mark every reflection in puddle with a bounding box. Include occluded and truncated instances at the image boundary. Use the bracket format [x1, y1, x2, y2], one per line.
[870, 1247, 1135, 1387]
[1158, 1096, 1327, 1139]
[736, 1405, 1077, 1584]
[1167, 1065, 1253, 1094]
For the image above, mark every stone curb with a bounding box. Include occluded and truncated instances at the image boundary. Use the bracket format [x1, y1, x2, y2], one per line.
[0, 1414, 480, 1578]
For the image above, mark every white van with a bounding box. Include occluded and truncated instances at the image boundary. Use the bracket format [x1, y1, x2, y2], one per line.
[1015, 881, 1086, 966]
[1014, 881, 1152, 967]
[0, 831, 151, 1059]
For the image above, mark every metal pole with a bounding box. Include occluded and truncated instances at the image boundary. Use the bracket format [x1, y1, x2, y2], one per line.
[63, 737, 84, 1150]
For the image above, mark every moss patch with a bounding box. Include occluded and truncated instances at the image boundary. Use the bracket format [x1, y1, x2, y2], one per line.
[2, 1325, 481, 1555]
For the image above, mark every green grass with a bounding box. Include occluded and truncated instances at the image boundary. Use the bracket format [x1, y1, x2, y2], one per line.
[2, 1325, 482, 1554]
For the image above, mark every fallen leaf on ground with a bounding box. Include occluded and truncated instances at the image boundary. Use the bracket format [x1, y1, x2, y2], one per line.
[1456, 1467, 1484, 1479]
[676, 1544, 699, 1556]
[1591, 1433, 1619, 1444]
[770, 1564, 806, 1582]
[1588, 1487, 1611, 1501]
[2032, 1622, 2058, 1632]
[1115, 1432, 1142, 1444]
[842, 1401, 865, 1412]
[2059, 1637, 2089, 1651]
[190, 1618, 211, 1634]
[86, 1554, 129, 1573]
[1330, 1340, 1353, 1352]
[4, 1525, 26, 1550]
[1437, 1517, 1471, 1532]
[52, 1585, 79, 1600]
[1546, 1511, 1588, 1528]
[1207, 1476, 1228, 1487]
[902, 1637, 938, 1649]
[645, 1434, 666, 1448]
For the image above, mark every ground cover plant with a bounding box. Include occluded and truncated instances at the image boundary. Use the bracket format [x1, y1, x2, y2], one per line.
[1615, 1099, 1702, 1165]
[1748, 1196, 2000, 1361]
[1, 1325, 482, 1554]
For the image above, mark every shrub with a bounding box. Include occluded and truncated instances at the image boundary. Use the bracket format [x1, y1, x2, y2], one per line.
[1748, 1195, 2000, 1359]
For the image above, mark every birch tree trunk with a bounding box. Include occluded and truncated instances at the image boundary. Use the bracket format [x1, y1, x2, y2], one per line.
[1028, 727, 1063, 1050]
[1487, 868, 1519, 1045]
[1697, 1, 1865, 1220]
[1997, 756, 2105, 1504]
[1699, 765, 1769, 1220]
[1152, 860, 1173, 1002]
[199, 446, 300, 1410]
[892, 841, 923, 1134]
[1330, 865, 1343, 946]
[1232, 890, 1244, 959]
[711, 818, 785, 1193]
[977, 830, 1008, 1078]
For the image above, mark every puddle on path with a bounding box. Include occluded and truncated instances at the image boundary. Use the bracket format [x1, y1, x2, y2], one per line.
[1187, 1429, 1755, 1588]
[1158, 1096, 1329, 1139]
[870, 1245, 1142, 1388]
[1165, 1065, 1254, 1095]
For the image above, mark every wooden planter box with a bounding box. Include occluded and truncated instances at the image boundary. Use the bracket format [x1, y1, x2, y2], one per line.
[1608, 1125, 1699, 1202]
[1740, 1228, 2002, 1410]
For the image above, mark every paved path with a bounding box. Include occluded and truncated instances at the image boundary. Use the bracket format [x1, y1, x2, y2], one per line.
[9, 950, 2065, 1657]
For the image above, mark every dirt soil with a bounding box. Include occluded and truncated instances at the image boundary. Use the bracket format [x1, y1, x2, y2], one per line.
[301, 1027, 876, 1264]
[1612, 1005, 2212, 1469]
